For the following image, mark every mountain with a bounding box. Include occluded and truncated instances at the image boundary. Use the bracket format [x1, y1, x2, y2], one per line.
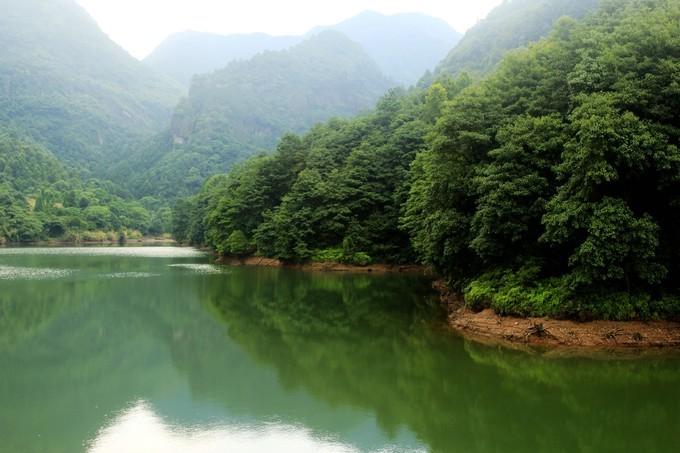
[432, 0, 599, 80]
[144, 32, 301, 87]
[144, 11, 460, 87]
[310, 11, 461, 86]
[0, 0, 184, 169]
[127, 31, 394, 198]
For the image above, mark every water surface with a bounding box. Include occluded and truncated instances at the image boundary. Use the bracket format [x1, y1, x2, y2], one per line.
[1, 246, 679, 452]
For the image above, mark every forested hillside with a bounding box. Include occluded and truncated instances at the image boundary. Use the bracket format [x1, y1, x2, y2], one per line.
[0, 131, 168, 243]
[177, 0, 680, 320]
[430, 0, 599, 80]
[0, 0, 183, 169]
[125, 31, 393, 199]
[0, 0, 181, 243]
[145, 11, 460, 87]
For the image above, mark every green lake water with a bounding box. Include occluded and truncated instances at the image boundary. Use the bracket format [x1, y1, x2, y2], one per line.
[0, 246, 679, 453]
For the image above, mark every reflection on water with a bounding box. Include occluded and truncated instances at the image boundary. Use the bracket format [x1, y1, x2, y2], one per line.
[1, 246, 680, 453]
[88, 401, 364, 453]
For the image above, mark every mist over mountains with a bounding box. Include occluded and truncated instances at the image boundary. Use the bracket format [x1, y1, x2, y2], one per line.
[145, 10, 462, 87]
[1, 0, 606, 242]
[432, 0, 599, 79]
[0, 0, 183, 169]
[125, 30, 395, 198]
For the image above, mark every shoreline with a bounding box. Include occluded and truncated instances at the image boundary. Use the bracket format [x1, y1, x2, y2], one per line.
[215, 256, 680, 351]
[1, 237, 176, 247]
[435, 281, 680, 352]
[218, 256, 427, 274]
[8, 241, 677, 353]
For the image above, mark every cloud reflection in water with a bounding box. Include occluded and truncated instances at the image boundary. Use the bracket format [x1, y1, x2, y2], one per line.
[88, 400, 359, 453]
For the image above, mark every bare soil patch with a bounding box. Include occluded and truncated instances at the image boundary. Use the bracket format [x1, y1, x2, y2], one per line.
[435, 281, 680, 352]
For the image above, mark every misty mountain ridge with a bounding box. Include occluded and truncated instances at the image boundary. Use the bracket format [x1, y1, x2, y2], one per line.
[431, 0, 600, 80]
[123, 30, 394, 198]
[144, 10, 461, 86]
[144, 31, 301, 87]
[0, 0, 611, 237]
[0, 0, 184, 169]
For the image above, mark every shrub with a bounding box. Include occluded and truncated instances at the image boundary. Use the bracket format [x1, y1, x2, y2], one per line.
[312, 248, 345, 263]
[312, 248, 372, 266]
[347, 252, 372, 266]
[465, 267, 680, 321]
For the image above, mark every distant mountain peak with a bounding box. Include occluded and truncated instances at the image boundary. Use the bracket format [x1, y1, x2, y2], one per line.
[431, 0, 599, 81]
[133, 28, 393, 198]
[145, 11, 461, 87]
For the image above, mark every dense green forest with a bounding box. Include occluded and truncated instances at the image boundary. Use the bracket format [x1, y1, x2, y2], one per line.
[119, 31, 394, 199]
[176, 0, 680, 320]
[0, 131, 169, 243]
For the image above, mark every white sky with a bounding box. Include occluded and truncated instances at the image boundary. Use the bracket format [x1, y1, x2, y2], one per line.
[75, 0, 504, 59]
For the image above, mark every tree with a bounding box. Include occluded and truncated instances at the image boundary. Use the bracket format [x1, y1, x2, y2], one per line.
[225, 230, 252, 257]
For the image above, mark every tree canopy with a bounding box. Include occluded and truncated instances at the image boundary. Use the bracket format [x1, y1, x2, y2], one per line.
[177, 0, 680, 320]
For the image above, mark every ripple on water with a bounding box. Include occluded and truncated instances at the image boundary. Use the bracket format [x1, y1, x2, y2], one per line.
[0, 265, 73, 280]
[168, 264, 225, 274]
[101, 272, 162, 279]
[0, 247, 205, 258]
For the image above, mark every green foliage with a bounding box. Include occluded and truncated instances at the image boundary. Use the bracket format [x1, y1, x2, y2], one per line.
[404, 0, 680, 318]
[127, 31, 393, 199]
[465, 266, 570, 317]
[175, 0, 680, 320]
[466, 268, 680, 321]
[0, 0, 184, 242]
[349, 252, 373, 267]
[312, 248, 345, 263]
[312, 248, 373, 266]
[224, 230, 252, 257]
[0, 131, 167, 243]
[179, 81, 462, 264]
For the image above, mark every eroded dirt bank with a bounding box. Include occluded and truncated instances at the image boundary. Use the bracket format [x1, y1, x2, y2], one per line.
[435, 281, 680, 352]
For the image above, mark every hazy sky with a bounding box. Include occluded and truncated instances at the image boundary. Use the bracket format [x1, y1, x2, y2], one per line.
[75, 0, 504, 59]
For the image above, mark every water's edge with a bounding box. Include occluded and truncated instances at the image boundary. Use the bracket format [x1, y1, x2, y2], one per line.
[213, 254, 680, 353]
[435, 281, 680, 354]
[217, 255, 427, 274]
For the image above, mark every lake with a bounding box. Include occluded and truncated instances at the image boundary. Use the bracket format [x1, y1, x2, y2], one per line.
[0, 246, 679, 453]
